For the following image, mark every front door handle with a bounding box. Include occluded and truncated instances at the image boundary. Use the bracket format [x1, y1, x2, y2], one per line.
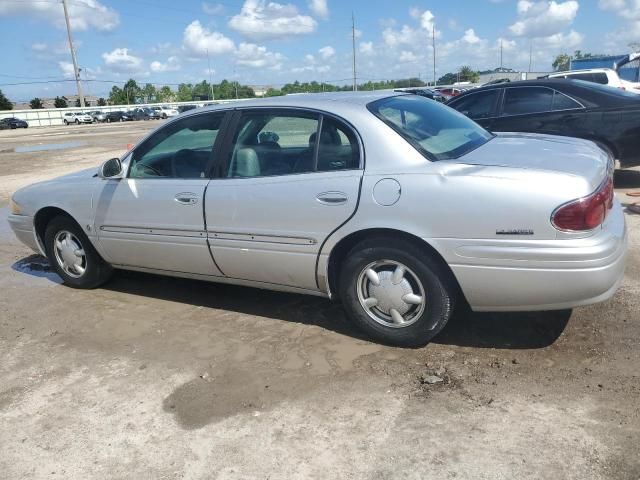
[316, 191, 348, 205]
[174, 192, 199, 205]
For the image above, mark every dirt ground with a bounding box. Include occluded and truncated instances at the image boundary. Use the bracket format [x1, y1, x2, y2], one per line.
[1, 124, 639, 480]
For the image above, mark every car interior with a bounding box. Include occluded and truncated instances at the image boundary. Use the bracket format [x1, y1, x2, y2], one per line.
[227, 115, 359, 178]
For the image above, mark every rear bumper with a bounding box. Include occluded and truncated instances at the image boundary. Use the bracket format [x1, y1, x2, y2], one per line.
[433, 204, 628, 312]
[8, 214, 42, 254]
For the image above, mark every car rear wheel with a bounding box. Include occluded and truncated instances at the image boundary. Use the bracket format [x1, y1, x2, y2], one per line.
[339, 238, 454, 347]
[119, 117, 124, 122]
[44, 216, 113, 289]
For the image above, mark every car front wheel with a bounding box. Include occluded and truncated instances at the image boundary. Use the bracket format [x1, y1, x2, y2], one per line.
[75, 119, 79, 125]
[339, 238, 455, 347]
[44, 216, 113, 289]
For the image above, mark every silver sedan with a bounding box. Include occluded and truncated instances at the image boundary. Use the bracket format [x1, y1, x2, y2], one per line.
[8, 92, 627, 346]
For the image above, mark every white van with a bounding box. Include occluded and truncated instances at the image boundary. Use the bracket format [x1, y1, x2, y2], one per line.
[546, 68, 640, 92]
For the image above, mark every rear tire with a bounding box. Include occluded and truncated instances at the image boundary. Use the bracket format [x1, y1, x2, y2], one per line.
[44, 216, 113, 289]
[339, 237, 454, 347]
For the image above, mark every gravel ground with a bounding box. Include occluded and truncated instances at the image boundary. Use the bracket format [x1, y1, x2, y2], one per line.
[1, 123, 639, 479]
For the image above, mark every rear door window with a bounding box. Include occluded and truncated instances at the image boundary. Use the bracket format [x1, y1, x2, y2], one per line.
[552, 91, 583, 110]
[502, 87, 554, 116]
[450, 90, 499, 119]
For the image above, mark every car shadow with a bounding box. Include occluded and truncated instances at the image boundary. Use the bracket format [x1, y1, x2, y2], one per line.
[12, 255, 570, 350]
[614, 168, 640, 189]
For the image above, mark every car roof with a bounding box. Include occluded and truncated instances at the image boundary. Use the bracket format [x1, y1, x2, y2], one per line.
[548, 68, 615, 75]
[194, 91, 404, 115]
[449, 78, 640, 108]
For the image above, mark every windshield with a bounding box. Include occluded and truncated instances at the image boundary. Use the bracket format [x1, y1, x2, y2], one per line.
[368, 95, 493, 161]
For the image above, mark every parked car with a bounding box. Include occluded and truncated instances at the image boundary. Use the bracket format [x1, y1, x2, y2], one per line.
[434, 87, 466, 100]
[447, 79, 640, 168]
[89, 110, 107, 122]
[143, 107, 162, 120]
[153, 105, 179, 118]
[0, 117, 28, 129]
[105, 111, 133, 122]
[178, 104, 198, 113]
[541, 68, 640, 92]
[8, 92, 626, 346]
[63, 112, 93, 125]
[126, 108, 150, 121]
[394, 88, 446, 102]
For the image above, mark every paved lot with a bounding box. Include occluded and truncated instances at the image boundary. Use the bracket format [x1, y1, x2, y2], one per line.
[1, 124, 639, 479]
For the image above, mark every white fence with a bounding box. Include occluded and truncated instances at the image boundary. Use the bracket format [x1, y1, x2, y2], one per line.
[0, 100, 244, 128]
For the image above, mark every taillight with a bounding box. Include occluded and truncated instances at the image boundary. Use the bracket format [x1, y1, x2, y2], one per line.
[552, 176, 614, 231]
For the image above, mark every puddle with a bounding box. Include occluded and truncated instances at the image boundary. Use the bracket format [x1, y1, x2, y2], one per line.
[13, 141, 87, 153]
[11, 255, 62, 284]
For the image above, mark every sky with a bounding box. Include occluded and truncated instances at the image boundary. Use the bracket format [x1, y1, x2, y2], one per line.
[0, 0, 638, 102]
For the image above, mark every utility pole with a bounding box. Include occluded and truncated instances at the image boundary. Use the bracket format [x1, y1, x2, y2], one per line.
[528, 41, 533, 73]
[432, 24, 436, 86]
[62, 0, 85, 108]
[351, 12, 357, 91]
[500, 40, 503, 70]
[206, 49, 214, 100]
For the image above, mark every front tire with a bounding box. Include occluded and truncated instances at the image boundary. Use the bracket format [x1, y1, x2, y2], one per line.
[64, 120, 68, 125]
[339, 238, 454, 347]
[75, 119, 80, 125]
[44, 216, 113, 289]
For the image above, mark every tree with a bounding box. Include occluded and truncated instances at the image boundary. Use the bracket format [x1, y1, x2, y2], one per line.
[552, 53, 571, 71]
[97, 97, 106, 106]
[0, 89, 13, 110]
[30, 98, 44, 109]
[458, 66, 480, 83]
[123, 79, 141, 104]
[54, 96, 68, 108]
[176, 83, 194, 102]
[157, 85, 174, 102]
[108, 86, 127, 105]
[141, 83, 157, 103]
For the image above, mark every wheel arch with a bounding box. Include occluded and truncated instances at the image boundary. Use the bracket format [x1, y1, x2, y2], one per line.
[325, 228, 465, 303]
[34, 207, 79, 253]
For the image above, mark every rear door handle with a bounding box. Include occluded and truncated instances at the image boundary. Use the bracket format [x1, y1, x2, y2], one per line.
[174, 192, 199, 205]
[316, 191, 348, 205]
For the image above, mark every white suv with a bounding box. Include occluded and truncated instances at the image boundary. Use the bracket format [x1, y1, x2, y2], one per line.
[546, 68, 640, 93]
[152, 106, 179, 118]
[63, 112, 94, 125]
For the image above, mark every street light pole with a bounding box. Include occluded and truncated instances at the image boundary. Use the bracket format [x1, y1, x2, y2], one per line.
[62, 0, 85, 108]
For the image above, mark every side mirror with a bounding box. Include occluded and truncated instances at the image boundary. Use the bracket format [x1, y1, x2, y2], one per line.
[99, 157, 123, 179]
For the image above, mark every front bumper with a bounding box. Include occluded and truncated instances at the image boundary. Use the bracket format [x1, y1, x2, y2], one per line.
[8, 214, 42, 254]
[433, 203, 628, 312]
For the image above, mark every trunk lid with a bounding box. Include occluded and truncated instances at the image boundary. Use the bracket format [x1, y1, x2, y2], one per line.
[460, 132, 611, 191]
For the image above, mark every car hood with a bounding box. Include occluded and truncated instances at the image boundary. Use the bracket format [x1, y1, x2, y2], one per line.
[458, 132, 611, 191]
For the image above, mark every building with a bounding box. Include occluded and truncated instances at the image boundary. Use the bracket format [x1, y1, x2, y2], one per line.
[13, 94, 101, 110]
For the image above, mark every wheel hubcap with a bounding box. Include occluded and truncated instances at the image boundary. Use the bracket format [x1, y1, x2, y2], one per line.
[356, 260, 426, 328]
[53, 230, 86, 278]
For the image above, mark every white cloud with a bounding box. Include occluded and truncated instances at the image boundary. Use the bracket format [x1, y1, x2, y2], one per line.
[0, 0, 119, 32]
[359, 41, 374, 56]
[150, 56, 181, 73]
[462, 28, 481, 44]
[229, 0, 317, 40]
[308, 0, 329, 19]
[318, 45, 335, 60]
[31, 43, 47, 52]
[182, 20, 236, 56]
[399, 51, 418, 62]
[59, 61, 76, 79]
[598, 0, 640, 46]
[202, 2, 224, 15]
[235, 42, 285, 69]
[102, 48, 144, 73]
[508, 0, 579, 37]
